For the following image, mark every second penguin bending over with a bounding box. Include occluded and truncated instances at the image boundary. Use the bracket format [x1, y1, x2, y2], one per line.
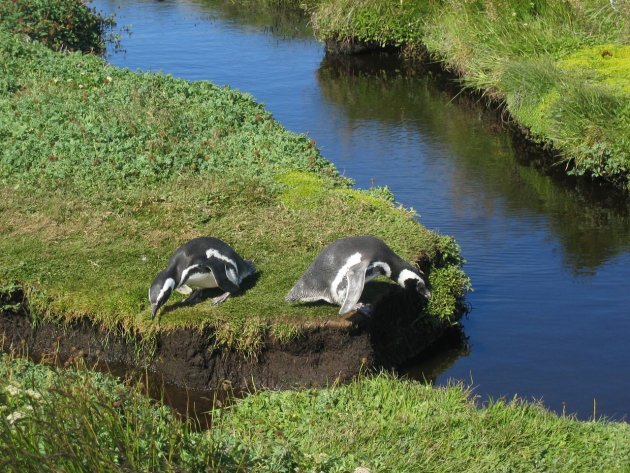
[286, 235, 430, 315]
[149, 237, 255, 319]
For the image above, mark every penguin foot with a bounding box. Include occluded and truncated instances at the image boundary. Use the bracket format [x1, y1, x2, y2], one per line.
[175, 284, 193, 296]
[211, 292, 231, 305]
[182, 289, 205, 305]
[354, 303, 374, 317]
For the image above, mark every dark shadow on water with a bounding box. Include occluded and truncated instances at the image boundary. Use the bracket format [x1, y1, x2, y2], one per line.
[30, 353, 238, 431]
[101, 361, 228, 430]
[398, 325, 471, 384]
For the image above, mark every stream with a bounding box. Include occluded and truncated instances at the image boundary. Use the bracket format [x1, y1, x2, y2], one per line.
[90, 0, 630, 420]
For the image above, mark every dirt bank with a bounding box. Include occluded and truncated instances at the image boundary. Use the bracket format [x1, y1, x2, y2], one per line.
[0, 284, 457, 390]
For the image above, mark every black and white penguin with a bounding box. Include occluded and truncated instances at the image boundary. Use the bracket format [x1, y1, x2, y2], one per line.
[148, 237, 255, 318]
[286, 235, 430, 315]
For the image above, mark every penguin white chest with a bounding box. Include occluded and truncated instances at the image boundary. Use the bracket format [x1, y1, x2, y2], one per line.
[185, 271, 219, 289]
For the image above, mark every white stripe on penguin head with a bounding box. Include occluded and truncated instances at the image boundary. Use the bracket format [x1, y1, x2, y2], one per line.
[397, 269, 423, 287]
[158, 278, 176, 303]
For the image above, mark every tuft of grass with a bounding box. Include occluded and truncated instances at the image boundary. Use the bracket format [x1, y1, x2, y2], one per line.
[3, 355, 630, 472]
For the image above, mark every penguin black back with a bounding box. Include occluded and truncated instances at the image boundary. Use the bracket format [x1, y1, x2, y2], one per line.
[149, 237, 255, 318]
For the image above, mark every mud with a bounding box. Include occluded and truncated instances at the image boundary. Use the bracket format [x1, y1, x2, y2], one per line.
[0, 283, 456, 392]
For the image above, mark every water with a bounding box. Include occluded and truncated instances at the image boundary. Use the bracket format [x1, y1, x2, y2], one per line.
[91, 0, 630, 420]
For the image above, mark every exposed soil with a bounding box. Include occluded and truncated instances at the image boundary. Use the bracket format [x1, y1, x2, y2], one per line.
[0, 283, 456, 392]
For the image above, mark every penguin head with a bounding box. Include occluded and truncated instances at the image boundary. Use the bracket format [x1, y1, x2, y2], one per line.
[149, 273, 176, 319]
[398, 268, 431, 299]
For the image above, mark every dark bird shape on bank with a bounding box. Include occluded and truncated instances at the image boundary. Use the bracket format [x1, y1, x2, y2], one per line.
[286, 235, 430, 315]
[149, 237, 255, 318]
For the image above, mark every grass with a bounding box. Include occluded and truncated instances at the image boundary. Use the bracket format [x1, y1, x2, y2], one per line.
[0, 354, 220, 472]
[308, 0, 630, 190]
[219, 374, 630, 472]
[0, 5, 469, 353]
[2, 355, 630, 472]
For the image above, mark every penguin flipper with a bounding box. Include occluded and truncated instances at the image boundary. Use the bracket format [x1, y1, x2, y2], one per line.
[339, 261, 369, 315]
[204, 260, 240, 295]
[175, 284, 193, 295]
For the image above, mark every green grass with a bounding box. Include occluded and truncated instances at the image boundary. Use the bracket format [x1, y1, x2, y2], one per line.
[0, 355, 221, 472]
[3, 355, 630, 472]
[0, 11, 469, 353]
[309, 0, 630, 190]
[219, 374, 630, 472]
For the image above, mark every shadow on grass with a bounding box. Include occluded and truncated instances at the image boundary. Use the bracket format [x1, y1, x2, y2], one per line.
[161, 271, 263, 314]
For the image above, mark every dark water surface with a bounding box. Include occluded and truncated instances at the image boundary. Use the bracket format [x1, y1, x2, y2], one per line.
[91, 0, 630, 420]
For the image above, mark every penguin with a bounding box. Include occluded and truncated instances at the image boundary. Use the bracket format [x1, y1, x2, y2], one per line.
[148, 237, 255, 319]
[286, 235, 430, 315]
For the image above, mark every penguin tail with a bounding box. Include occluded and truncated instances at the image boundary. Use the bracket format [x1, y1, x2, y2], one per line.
[285, 282, 302, 302]
[244, 259, 256, 276]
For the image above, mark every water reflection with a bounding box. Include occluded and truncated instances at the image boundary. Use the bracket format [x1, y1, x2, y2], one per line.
[194, 0, 312, 39]
[317, 54, 630, 272]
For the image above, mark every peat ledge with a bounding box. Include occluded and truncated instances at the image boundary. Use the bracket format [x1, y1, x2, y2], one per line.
[0, 284, 461, 391]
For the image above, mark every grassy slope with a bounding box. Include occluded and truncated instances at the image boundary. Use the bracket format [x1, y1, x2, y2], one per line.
[2, 356, 629, 472]
[310, 0, 630, 190]
[0, 6, 468, 352]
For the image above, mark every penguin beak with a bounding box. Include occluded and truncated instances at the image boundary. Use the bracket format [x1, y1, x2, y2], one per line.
[151, 304, 159, 319]
[418, 283, 431, 299]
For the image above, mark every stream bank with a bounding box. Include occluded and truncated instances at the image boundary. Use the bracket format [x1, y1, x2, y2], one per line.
[1, 284, 460, 390]
[309, 0, 630, 191]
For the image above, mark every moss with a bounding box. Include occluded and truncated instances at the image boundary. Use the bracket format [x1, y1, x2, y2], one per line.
[558, 44, 630, 95]
[277, 171, 341, 208]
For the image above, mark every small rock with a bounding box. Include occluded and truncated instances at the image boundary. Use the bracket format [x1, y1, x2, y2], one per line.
[354, 468, 372, 473]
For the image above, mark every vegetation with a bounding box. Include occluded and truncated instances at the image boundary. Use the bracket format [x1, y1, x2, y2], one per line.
[2, 356, 629, 472]
[0, 0, 109, 53]
[309, 0, 630, 190]
[0, 2, 469, 353]
[2, 4, 628, 472]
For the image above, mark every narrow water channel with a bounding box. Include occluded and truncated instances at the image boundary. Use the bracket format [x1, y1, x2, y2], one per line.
[91, 0, 630, 420]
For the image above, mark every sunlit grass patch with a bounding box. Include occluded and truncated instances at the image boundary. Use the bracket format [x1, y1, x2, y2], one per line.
[3, 355, 629, 472]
